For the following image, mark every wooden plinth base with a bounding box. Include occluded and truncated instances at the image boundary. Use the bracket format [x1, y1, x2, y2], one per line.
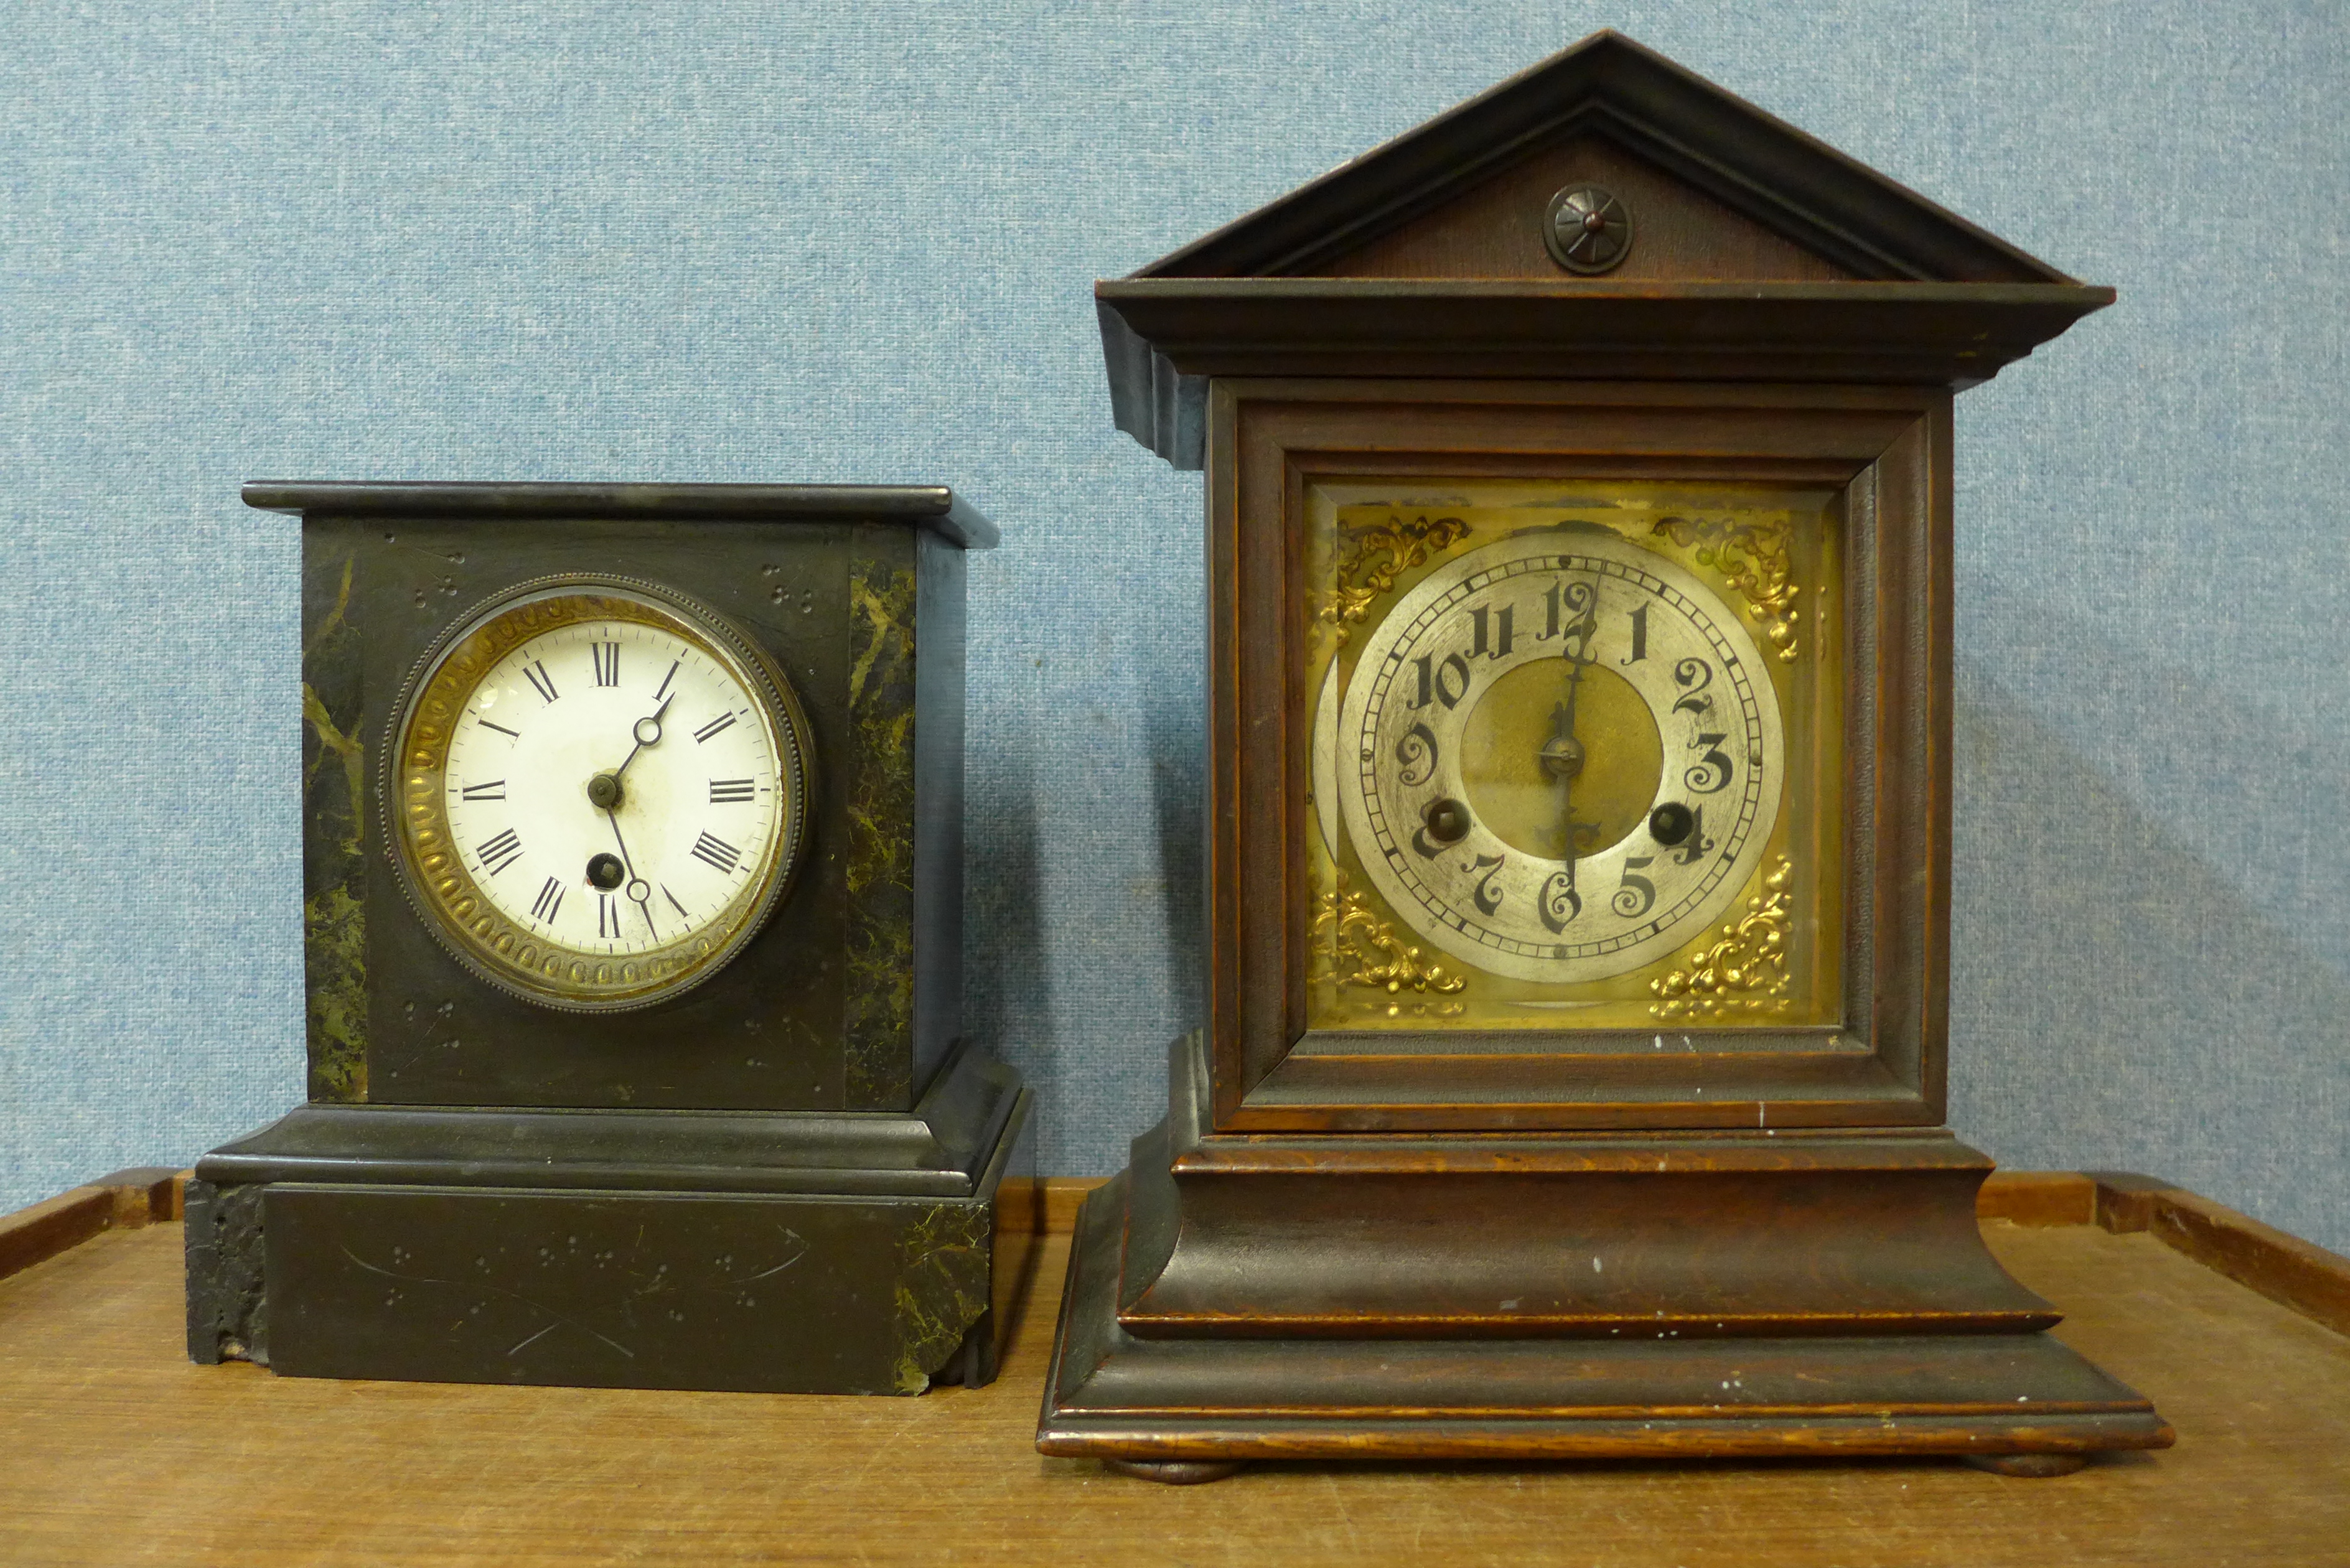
[1041, 1124, 2175, 1475]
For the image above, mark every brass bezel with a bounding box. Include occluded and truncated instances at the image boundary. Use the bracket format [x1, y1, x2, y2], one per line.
[382, 574, 815, 1014]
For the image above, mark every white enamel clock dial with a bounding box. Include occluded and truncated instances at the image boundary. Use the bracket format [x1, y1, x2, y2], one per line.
[388, 577, 813, 1012]
[1328, 527, 1783, 984]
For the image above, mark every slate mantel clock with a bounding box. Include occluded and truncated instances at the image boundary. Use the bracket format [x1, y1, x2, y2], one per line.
[1040, 32, 2173, 1478]
[185, 483, 1035, 1396]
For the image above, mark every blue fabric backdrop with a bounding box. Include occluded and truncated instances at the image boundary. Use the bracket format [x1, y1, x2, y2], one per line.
[3, 2, 2344, 1252]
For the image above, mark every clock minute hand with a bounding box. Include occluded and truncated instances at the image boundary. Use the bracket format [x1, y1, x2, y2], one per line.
[1539, 601, 1596, 859]
[612, 693, 675, 781]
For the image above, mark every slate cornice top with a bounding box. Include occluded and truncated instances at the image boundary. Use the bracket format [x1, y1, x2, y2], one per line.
[242, 482, 1001, 550]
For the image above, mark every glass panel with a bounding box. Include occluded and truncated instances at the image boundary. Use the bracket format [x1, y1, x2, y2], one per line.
[1303, 478, 1843, 1034]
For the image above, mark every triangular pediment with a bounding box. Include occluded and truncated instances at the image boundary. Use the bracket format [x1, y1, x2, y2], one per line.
[1136, 31, 2071, 285]
[1099, 32, 2111, 467]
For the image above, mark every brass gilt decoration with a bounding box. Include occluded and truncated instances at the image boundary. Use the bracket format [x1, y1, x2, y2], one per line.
[1314, 871, 1466, 994]
[1649, 857, 1795, 1020]
[1652, 514, 1800, 661]
[1315, 513, 1473, 647]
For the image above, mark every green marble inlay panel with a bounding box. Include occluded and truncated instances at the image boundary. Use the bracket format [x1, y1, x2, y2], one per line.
[891, 1201, 991, 1394]
[844, 541, 918, 1110]
[301, 549, 368, 1102]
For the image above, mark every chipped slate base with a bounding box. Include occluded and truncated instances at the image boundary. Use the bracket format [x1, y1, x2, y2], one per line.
[231, 1187, 999, 1394]
[184, 1066, 1034, 1395]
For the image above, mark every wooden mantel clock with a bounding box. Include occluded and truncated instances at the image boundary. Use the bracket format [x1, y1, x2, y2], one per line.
[1039, 32, 2172, 1478]
[185, 483, 1034, 1396]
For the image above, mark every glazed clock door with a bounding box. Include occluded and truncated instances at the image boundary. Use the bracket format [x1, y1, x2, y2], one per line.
[1206, 379, 1952, 1133]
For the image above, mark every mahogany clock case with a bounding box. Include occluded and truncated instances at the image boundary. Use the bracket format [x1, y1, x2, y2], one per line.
[1037, 385, 2174, 1467]
[185, 484, 1037, 1397]
[1040, 32, 2169, 1471]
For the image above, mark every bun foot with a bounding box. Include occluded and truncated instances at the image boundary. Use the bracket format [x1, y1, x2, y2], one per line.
[1963, 1452, 2089, 1478]
[1103, 1459, 1245, 1485]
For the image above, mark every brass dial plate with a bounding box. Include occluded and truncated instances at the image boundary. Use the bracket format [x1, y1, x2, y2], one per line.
[1327, 528, 1784, 984]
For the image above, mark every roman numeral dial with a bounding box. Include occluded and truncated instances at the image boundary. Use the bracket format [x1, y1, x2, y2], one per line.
[392, 579, 815, 1012]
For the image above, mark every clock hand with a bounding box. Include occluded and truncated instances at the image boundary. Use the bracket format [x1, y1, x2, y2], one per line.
[599, 804, 660, 936]
[603, 808, 637, 879]
[612, 693, 675, 781]
[585, 694, 673, 815]
[583, 696, 675, 935]
[1539, 581, 1601, 859]
[1542, 696, 1588, 861]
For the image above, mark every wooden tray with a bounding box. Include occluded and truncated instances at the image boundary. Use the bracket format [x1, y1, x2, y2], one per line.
[2, 1170, 2345, 1566]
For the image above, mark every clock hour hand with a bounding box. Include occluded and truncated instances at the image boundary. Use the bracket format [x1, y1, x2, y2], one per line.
[583, 696, 673, 936]
[1539, 698, 1598, 862]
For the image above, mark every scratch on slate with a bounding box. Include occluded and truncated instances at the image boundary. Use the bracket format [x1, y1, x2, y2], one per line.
[339, 1243, 637, 1360]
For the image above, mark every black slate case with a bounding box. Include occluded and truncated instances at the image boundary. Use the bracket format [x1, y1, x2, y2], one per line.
[185, 483, 1034, 1395]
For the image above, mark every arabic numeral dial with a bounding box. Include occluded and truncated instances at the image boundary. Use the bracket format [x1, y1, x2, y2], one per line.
[1334, 530, 1786, 987]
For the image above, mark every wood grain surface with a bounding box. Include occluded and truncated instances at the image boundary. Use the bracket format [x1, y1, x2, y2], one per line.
[2092, 1172, 2350, 1338]
[2, 1213, 2345, 1566]
[0, 1168, 182, 1283]
[1309, 133, 1855, 283]
[1037, 1169, 2101, 1233]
